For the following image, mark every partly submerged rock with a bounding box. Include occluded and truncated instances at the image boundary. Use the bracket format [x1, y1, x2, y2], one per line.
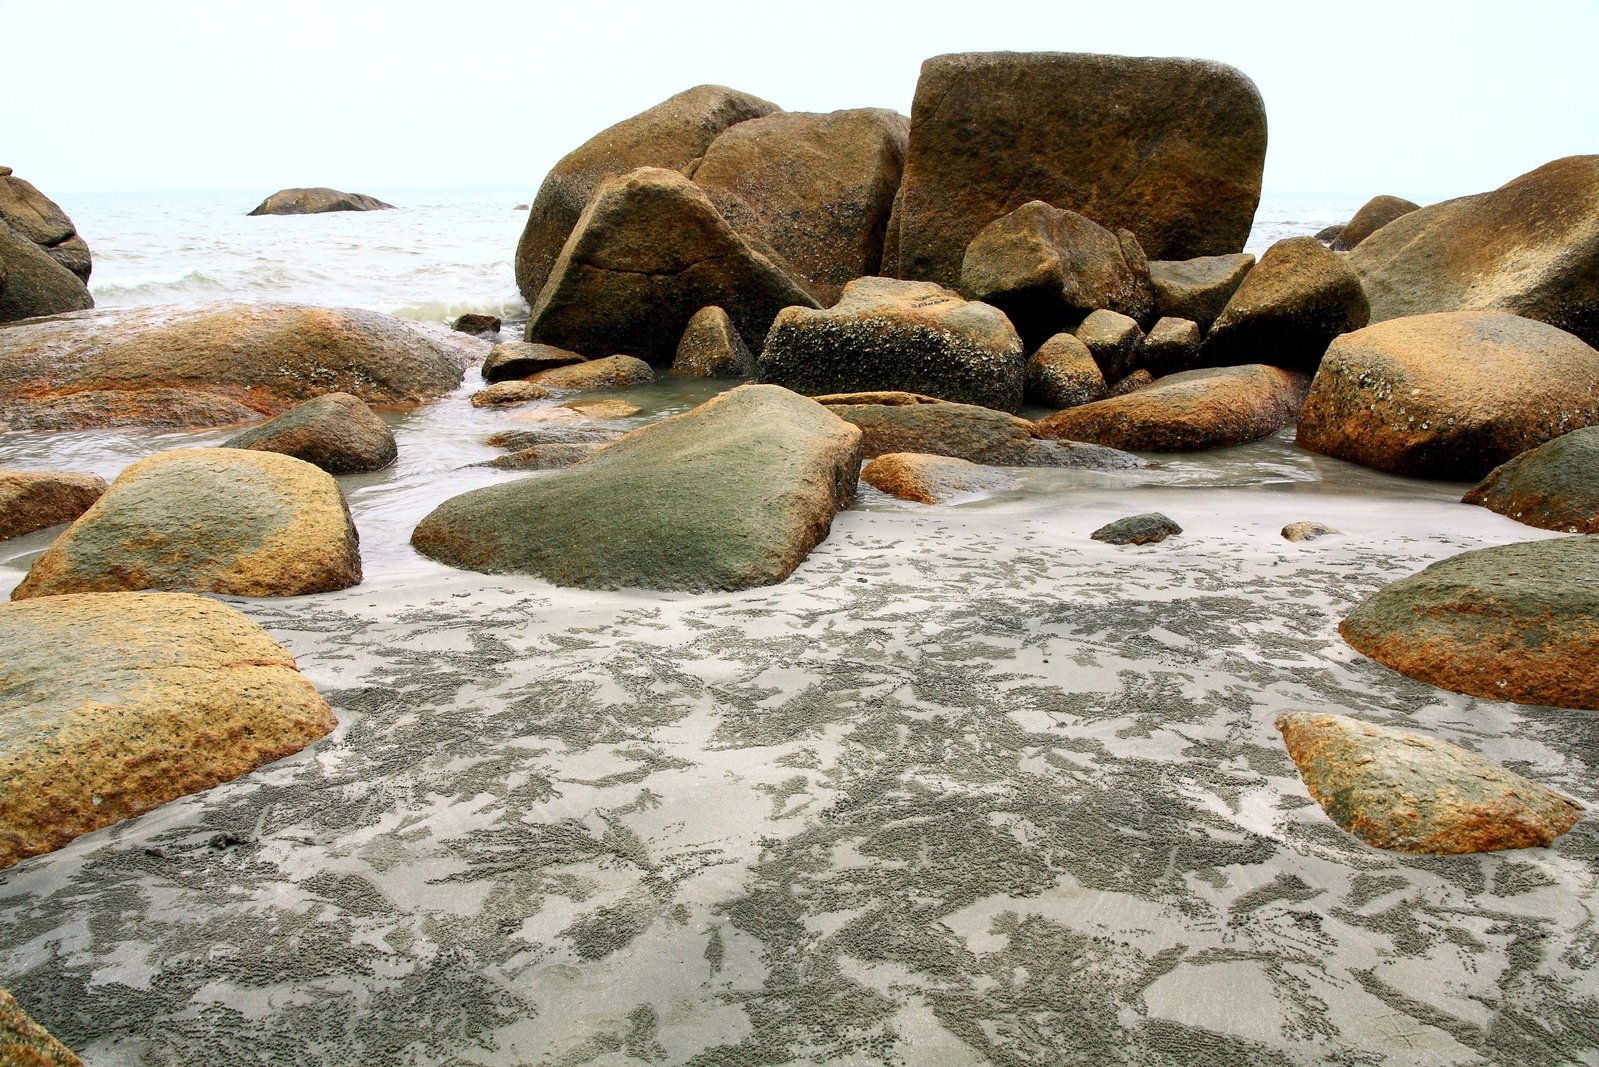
[223, 392, 397, 474]
[1340, 536, 1599, 710]
[1462, 426, 1599, 533]
[0, 303, 467, 431]
[474, 442, 604, 471]
[12, 448, 362, 599]
[452, 313, 501, 335]
[672, 306, 755, 378]
[470, 381, 554, 408]
[1330, 194, 1420, 252]
[1201, 236, 1369, 372]
[1148, 253, 1254, 333]
[0, 469, 107, 541]
[0, 591, 336, 869]
[412, 385, 861, 591]
[890, 52, 1266, 284]
[1091, 512, 1182, 545]
[0, 986, 83, 1065]
[1276, 711, 1583, 854]
[247, 187, 395, 215]
[1349, 156, 1599, 347]
[531, 354, 654, 391]
[1025, 333, 1106, 409]
[1035, 364, 1310, 452]
[1297, 312, 1599, 480]
[514, 85, 781, 305]
[481, 340, 587, 383]
[524, 167, 817, 363]
[861, 452, 1019, 504]
[758, 277, 1025, 411]
[816, 391, 1142, 469]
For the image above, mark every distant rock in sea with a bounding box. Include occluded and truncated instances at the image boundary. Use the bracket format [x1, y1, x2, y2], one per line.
[248, 187, 396, 215]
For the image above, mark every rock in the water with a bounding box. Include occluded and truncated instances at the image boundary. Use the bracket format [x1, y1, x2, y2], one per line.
[481, 340, 586, 383]
[412, 385, 860, 591]
[1036, 365, 1310, 452]
[693, 108, 908, 304]
[531, 354, 654, 391]
[1330, 195, 1420, 252]
[1297, 312, 1599, 480]
[0, 218, 94, 323]
[452, 313, 501, 335]
[1282, 521, 1339, 542]
[0, 591, 336, 868]
[475, 442, 604, 471]
[514, 85, 781, 305]
[862, 452, 1018, 504]
[1276, 711, 1583, 854]
[1340, 536, 1599, 710]
[672, 306, 755, 378]
[470, 381, 554, 408]
[562, 397, 639, 420]
[247, 187, 395, 215]
[1139, 316, 1202, 377]
[1148, 253, 1254, 333]
[1025, 333, 1106, 409]
[0, 303, 467, 431]
[817, 391, 1143, 469]
[1074, 309, 1146, 382]
[0, 470, 107, 541]
[12, 448, 362, 599]
[486, 426, 622, 450]
[1314, 224, 1346, 247]
[1091, 512, 1182, 545]
[959, 201, 1153, 347]
[1462, 426, 1599, 534]
[0, 169, 92, 282]
[890, 52, 1266, 284]
[1349, 156, 1599, 347]
[223, 392, 397, 473]
[524, 167, 817, 363]
[1, 987, 83, 1065]
[758, 277, 1025, 411]
[1201, 237, 1369, 372]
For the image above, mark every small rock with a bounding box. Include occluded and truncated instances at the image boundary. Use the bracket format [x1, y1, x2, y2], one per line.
[861, 452, 1019, 504]
[1091, 512, 1181, 545]
[672, 306, 754, 378]
[1276, 711, 1583, 854]
[1148, 253, 1254, 333]
[0, 469, 107, 541]
[482, 340, 587, 383]
[223, 392, 397, 473]
[1138, 316, 1202, 377]
[452, 313, 502, 335]
[531, 354, 655, 392]
[563, 398, 640, 419]
[1281, 521, 1338, 542]
[1025, 333, 1106, 409]
[1074, 309, 1145, 382]
[471, 381, 554, 408]
[475, 443, 605, 471]
[486, 427, 622, 450]
[1107, 369, 1154, 396]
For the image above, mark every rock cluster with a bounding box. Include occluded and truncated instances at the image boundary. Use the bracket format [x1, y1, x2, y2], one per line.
[0, 168, 94, 322]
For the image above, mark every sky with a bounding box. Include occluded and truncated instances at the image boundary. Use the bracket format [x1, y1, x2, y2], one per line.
[4, 0, 1597, 202]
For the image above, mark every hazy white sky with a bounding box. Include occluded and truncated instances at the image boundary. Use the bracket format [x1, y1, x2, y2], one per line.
[5, 0, 1596, 201]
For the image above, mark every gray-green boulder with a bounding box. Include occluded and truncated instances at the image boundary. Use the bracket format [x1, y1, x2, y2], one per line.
[1462, 426, 1599, 533]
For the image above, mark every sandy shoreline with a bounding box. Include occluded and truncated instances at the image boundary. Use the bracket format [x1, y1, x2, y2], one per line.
[2, 426, 1595, 1065]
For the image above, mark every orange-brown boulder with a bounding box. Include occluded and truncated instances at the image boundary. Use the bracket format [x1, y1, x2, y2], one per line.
[861, 452, 1018, 504]
[0, 469, 107, 541]
[1330, 194, 1419, 252]
[1462, 426, 1599, 533]
[1200, 236, 1369, 372]
[0, 987, 82, 1064]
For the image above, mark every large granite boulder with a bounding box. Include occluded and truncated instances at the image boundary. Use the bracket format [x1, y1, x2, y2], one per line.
[693, 108, 908, 304]
[0, 168, 91, 281]
[223, 392, 397, 474]
[524, 168, 817, 363]
[1025, 333, 1106, 409]
[1340, 536, 1599, 710]
[412, 385, 861, 591]
[959, 201, 1153, 347]
[514, 85, 781, 305]
[0, 302, 468, 431]
[0, 469, 107, 541]
[0, 219, 93, 323]
[1297, 312, 1599, 480]
[1, 986, 82, 1065]
[1034, 364, 1310, 452]
[1462, 426, 1599, 534]
[1277, 711, 1583, 854]
[481, 340, 586, 383]
[1330, 194, 1420, 252]
[247, 187, 395, 215]
[1349, 156, 1599, 347]
[12, 449, 362, 599]
[888, 52, 1267, 285]
[861, 452, 1018, 504]
[1201, 236, 1369, 372]
[816, 391, 1142, 469]
[672, 306, 754, 378]
[0, 591, 336, 869]
[758, 277, 1024, 411]
[1148, 253, 1254, 333]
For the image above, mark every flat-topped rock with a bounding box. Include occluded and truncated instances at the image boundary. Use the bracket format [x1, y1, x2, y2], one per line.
[861, 452, 1019, 504]
[758, 277, 1024, 411]
[0, 469, 107, 541]
[481, 340, 586, 383]
[530, 354, 654, 392]
[0, 591, 335, 869]
[223, 392, 397, 474]
[1148, 253, 1254, 333]
[1277, 711, 1583, 853]
[0, 302, 467, 431]
[412, 385, 861, 591]
[247, 187, 395, 215]
[1297, 312, 1599, 480]
[1340, 536, 1599, 710]
[12, 448, 362, 600]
